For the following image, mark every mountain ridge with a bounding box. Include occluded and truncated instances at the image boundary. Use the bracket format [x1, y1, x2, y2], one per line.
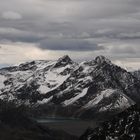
[0, 55, 139, 118]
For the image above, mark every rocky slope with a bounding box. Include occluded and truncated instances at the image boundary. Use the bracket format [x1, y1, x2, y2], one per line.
[0, 55, 139, 118]
[79, 104, 140, 140]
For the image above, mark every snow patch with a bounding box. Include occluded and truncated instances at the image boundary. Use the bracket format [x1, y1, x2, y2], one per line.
[63, 88, 88, 106]
[53, 64, 71, 73]
[37, 85, 50, 94]
[0, 75, 6, 88]
[37, 96, 53, 104]
[0, 75, 7, 94]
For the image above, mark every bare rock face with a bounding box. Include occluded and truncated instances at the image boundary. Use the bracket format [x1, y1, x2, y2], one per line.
[0, 55, 140, 118]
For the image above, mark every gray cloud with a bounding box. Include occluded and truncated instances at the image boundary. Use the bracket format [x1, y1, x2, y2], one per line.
[110, 46, 137, 54]
[0, 0, 140, 69]
[0, 27, 44, 43]
[118, 32, 140, 40]
[39, 39, 104, 51]
[2, 11, 22, 20]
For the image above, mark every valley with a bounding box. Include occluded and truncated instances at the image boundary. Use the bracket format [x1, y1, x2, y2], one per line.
[37, 117, 97, 136]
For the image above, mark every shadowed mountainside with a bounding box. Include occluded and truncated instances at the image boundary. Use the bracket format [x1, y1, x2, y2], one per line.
[0, 100, 77, 140]
[80, 104, 140, 140]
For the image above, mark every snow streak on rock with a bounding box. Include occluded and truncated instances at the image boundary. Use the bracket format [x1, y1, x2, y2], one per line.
[0, 55, 139, 118]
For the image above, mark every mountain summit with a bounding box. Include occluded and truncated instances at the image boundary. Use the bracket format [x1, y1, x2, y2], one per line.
[0, 56, 139, 118]
[54, 55, 74, 68]
[58, 55, 72, 63]
[95, 55, 111, 64]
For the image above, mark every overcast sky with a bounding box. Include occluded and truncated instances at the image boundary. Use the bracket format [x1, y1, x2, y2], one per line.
[0, 0, 140, 70]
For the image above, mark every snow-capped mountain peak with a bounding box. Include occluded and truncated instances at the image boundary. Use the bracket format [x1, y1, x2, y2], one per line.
[53, 55, 74, 68]
[0, 55, 140, 118]
[57, 55, 72, 63]
[95, 55, 111, 65]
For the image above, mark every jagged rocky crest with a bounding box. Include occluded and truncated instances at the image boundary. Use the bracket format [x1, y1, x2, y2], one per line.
[95, 55, 111, 64]
[0, 55, 140, 118]
[80, 104, 140, 140]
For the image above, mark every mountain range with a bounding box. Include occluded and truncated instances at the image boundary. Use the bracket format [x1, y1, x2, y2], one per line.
[0, 55, 140, 119]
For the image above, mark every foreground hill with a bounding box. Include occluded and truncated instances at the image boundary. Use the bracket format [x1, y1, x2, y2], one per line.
[79, 104, 140, 140]
[0, 55, 140, 118]
[0, 100, 77, 140]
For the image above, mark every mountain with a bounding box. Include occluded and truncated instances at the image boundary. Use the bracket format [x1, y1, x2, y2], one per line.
[79, 104, 140, 140]
[0, 55, 140, 118]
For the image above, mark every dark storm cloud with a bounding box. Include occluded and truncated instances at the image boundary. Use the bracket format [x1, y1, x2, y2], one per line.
[39, 39, 104, 51]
